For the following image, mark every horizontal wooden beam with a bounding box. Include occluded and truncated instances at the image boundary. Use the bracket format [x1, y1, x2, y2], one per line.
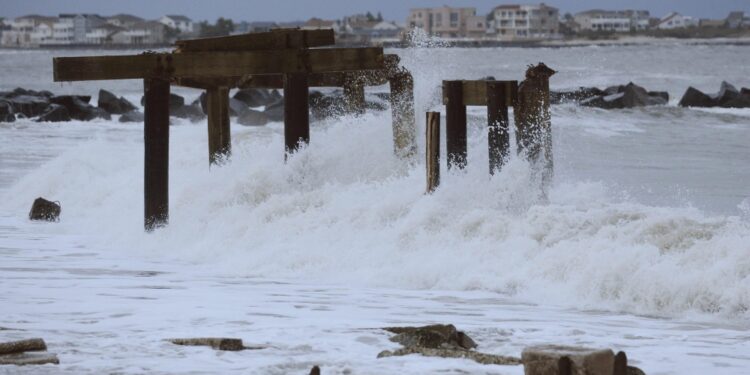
[175, 28, 335, 52]
[53, 48, 385, 82]
[442, 80, 518, 106]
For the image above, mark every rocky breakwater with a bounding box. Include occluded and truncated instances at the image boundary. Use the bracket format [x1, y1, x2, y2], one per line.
[552, 83, 669, 109]
[679, 81, 750, 108]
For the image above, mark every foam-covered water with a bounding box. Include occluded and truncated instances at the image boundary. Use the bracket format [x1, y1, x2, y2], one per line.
[1, 44, 749, 373]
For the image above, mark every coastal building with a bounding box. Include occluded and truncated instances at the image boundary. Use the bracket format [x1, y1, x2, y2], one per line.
[159, 15, 194, 34]
[58, 14, 106, 43]
[725, 11, 748, 28]
[406, 6, 478, 38]
[233, 21, 279, 34]
[1, 15, 57, 46]
[574, 10, 650, 33]
[302, 18, 342, 33]
[105, 14, 144, 29]
[489, 3, 559, 40]
[85, 24, 125, 44]
[111, 21, 166, 45]
[657, 12, 698, 29]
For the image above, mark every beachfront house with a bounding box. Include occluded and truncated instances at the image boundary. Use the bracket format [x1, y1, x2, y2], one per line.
[302, 18, 342, 33]
[1, 15, 57, 47]
[407, 6, 478, 38]
[85, 24, 125, 45]
[58, 14, 106, 43]
[657, 12, 698, 29]
[105, 14, 144, 29]
[111, 20, 166, 45]
[574, 9, 650, 33]
[159, 15, 194, 34]
[489, 3, 559, 40]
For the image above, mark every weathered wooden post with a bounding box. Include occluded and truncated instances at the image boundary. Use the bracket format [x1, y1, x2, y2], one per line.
[284, 73, 310, 156]
[207, 86, 231, 165]
[389, 71, 417, 160]
[343, 73, 366, 115]
[425, 112, 440, 193]
[486, 81, 514, 174]
[143, 78, 170, 231]
[444, 80, 467, 170]
[515, 63, 555, 188]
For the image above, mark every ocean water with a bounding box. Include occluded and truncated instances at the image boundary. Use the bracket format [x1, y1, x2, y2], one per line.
[0, 43, 749, 374]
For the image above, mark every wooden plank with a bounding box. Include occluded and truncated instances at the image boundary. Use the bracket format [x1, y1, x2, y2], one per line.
[442, 80, 517, 106]
[284, 73, 309, 155]
[207, 87, 231, 165]
[175, 29, 335, 52]
[425, 112, 440, 193]
[445, 80, 467, 170]
[487, 81, 512, 174]
[144, 78, 170, 231]
[53, 48, 385, 82]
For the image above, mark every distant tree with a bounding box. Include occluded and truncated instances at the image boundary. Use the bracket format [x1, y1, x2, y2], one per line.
[563, 12, 573, 21]
[199, 17, 235, 37]
[366, 11, 375, 22]
[376, 12, 383, 22]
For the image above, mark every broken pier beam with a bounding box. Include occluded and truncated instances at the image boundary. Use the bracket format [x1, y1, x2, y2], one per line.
[143, 78, 170, 231]
[284, 73, 310, 156]
[207, 86, 231, 165]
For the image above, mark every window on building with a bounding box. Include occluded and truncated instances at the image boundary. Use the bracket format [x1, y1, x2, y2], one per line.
[450, 12, 458, 27]
[436, 13, 442, 26]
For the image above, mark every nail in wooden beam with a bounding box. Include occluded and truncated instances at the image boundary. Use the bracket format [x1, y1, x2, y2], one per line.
[144, 78, 170, 231]
[487, 81, 512, 174]
[284, 73, 310, 156]
[444, 80, 467, 170]
[343, 74, 366, 115]
[389, 71, 417, 160]
[425, 112, 441, 194]
[207, 86, 231, 165]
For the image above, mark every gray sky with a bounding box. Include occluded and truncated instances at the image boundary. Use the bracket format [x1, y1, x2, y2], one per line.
[1, 0, 748, 22]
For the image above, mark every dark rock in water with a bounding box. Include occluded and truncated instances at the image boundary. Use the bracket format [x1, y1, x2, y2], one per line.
[309, 365, 320, 375]
[172, 103, 206, 122]
[237, 109, 270, 126]
[0, 87, 54, 99]
[604, 85, 623, 96]
[383, 324, 477, 350]
[679, 87, 715, 107]
[36, 104, 71, 122]
[378, 346, 521, 365]
[551, 87, 605, 104]
[582, 83, 666, 109]
[233, 88, 280, 108]
[194, 92, 207, 114]
[98, 89, 136, 114]
[742, 88, 750, 96]
[648, 91, 669, 102]
[119, 110, 144, 123]
[228, 98, 248, 116]
[169, 338, 245, 351]
[264, 99, 284, 122]
[6, 95, 50, 117]
[628, 366, 646, 375]
[0, 101, 15, 122]
[29, 197, 60, 222]
[141, 93, 185, 111]
[50, 95, 110, 121]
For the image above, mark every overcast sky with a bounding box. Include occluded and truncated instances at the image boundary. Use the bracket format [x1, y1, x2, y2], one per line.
[1, 0, 748, 22]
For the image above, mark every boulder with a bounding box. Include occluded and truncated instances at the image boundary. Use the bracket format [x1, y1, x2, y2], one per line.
[551, 87, 605, 104]
[229, 98, 248, 116]
[6, 95, 50, 117]
[679, 87, 715, 107]
[119, 110, 144, 123]
[171, 103, 206, 122]
[36, 104, 71, 122]
[29, 198, 60, 222]
[168, 338, 245, 351]
[714, 81, 741, 107]
[383, 324, 477, 350]
[0, 101, 15, 122]
[648, 91, 669, 102]
[233, 88, 281, 108]
[264, 99, 284, 122]
[98, 89, 136, 114]
[141, 93, 185, 111]
[521, 345, 614, 375]
[50, 95, 110, 121]
[237, 109, 270, 126]
[582, 83, 667, 109]
[0, 338, 47, 355]
[0, 353, 59, 366]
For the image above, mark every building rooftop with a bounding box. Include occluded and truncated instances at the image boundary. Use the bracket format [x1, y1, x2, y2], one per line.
[164, 15, 192, 22]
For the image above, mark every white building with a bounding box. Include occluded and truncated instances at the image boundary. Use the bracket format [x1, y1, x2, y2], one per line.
[490, 3, 559, 40]
[105, 14, 144, 29]
[58, 14, 106, 43]
[574, 10, 650, 33]
[85, 24, 124, 44]
[407, 7, 480, 38]
[1, 15, 57, 46]
[657, 12, 698, 29]
[111, 21, 166, 45]
[159, 15, 194, 34]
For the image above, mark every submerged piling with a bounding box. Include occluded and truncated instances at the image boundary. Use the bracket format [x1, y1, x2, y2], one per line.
[487, 81, 513, 175]
[426, 112, 441, 193]
[207, 86, 231, 165]
[283, 73, 310, 156]
[444, 80, 467, 170]
[143, 78, 170, 231]
[514, 63, 555, 189]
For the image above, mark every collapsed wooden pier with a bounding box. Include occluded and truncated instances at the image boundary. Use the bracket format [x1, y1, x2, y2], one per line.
[53, 29, 417, 231]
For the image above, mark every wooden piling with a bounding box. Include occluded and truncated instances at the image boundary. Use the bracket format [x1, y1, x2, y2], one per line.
[614, 351, 628, 375]
[143, 78, 170, 231]
[283, 72, 310, 155]
[444, 80, 467, 170]
[344, 74, 365, 115]
[207, 86, 231, 165]
[389, 71, 417, 160]
[487, 81, 512, 174]
[514, 63, 555, 187]
[425, 112, 440, 193]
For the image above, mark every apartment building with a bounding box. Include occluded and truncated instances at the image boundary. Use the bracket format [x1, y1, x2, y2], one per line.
[574, 10, 650, 33]
[489, 3, 559, 40]
[407, 7, 478, 38]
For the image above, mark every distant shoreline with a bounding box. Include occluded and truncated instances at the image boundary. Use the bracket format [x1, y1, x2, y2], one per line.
[1, 36, 749, 51]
